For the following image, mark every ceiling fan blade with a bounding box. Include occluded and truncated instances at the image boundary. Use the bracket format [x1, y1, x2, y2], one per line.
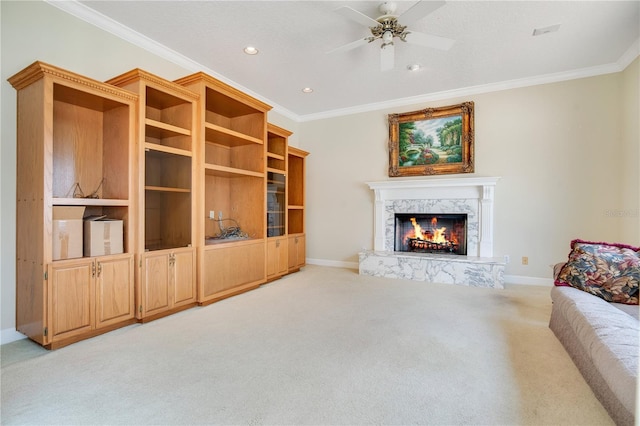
[380, 44, 394, 72]
[326, 37, 369, 54]
[399, 0, 446, 26]
[405, 31, 455, 50]
[334, 6, 380, 28]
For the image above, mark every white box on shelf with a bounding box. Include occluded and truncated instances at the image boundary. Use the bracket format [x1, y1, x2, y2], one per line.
[83, 216, 123, 257]
[52, 206, 86, 260]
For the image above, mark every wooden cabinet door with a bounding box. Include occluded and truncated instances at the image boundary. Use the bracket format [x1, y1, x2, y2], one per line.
[268, 237, 288, 277]
[141, 252, 171, 317]
[288, 234, 306, 270]
[296, 235, 306, 268]
[288, 236, 297, 270]
[172, 249, 195, 307]
[48, 259, 94, 342]
[95, 254, 135, 329]
[202, 241, 265, 300]
[229, 242, 265, 288]
[202, 248, 229, 297]
[278, 238, 289, 275]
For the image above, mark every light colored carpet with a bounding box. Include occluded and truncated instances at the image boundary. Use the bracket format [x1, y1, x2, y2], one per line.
[1, 265, 613, 425]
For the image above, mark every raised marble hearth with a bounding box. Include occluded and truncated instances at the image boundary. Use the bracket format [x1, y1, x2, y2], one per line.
[359, 251, 505, 288]
[360, 177, 505, 289]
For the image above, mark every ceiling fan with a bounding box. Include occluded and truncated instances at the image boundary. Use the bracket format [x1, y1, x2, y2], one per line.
[328, 1, 455, 71]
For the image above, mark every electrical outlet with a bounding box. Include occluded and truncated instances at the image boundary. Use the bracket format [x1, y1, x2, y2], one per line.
[522, 256, 529, 265]
[209, 210, 215, 219]
[504, 255, 510, 264]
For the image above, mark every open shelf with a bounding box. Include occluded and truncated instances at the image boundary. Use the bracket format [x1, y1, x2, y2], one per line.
[205, 164, 264, 178]
[52, 197, 129, 207]
[205, 122, 262, 147]
[145, 86, 193, 128]
[204, 140, 263, 175]
[267, 124, 288, 173]
[145, 190, 192, 251]
[287, 153, 304, 207]
[267, 161, 285, 173]
[203, 86, 265, 140]
[145, 142, 192, 158]
[287, 147, 308, 236]
[204, 236, 262, 246]
[145, 150, 192, 190]
[145, 118, 191, 137]
[204, 173, 265, 241]
[145, 186, 191, 193]
[51, 83, 131, 201]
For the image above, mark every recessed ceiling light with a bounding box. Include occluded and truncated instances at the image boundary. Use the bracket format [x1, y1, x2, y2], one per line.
[302, 87, 313, 93]
[243, 46, 259, 55]
[407, 64, 422, 71]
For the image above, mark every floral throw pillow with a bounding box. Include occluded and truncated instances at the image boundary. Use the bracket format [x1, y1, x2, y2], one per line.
[555, 239, 639, 305]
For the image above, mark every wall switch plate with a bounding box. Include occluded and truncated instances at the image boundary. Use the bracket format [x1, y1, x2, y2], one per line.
[209, 210, 215, 219]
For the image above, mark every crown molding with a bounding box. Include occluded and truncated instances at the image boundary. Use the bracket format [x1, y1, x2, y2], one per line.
[45, 1, 638, 124]
[43, 0, 299, 122]
[298, 44, 640, 122]
[618, 38, 640, 70]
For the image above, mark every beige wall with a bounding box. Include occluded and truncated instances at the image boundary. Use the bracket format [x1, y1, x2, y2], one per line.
[620, 58, 640, 242]
[1, 1, 638, 340]
[300, 60, 639, 278]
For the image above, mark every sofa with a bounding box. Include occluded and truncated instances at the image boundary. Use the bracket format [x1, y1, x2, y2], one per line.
[549, 240, 639, 426]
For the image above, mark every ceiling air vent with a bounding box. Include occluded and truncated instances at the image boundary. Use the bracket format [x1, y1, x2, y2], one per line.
[532, 24, 561, 36]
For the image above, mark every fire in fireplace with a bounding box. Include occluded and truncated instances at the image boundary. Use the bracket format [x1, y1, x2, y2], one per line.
[394, 213, 467, 255]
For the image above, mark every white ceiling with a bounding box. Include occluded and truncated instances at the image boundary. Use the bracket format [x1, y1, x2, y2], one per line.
[58, 1, 639, 121]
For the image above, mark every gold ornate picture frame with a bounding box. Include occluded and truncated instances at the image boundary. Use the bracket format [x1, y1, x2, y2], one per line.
[388, 102, 474, 177]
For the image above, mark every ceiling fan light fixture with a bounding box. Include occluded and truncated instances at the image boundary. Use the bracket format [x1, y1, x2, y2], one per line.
[302, 87, 314, 93]
[407, 63, 421, 71]
[328, 1, 454, 71]
[243, 46, 259, 55]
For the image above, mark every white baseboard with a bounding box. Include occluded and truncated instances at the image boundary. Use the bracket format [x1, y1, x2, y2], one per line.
[306, 258, 553, 287]
[306, 258, 359, 270]
[1, 328, 27, 345]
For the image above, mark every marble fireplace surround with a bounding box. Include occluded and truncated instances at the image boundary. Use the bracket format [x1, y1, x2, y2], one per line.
[359, 176, 506, 288]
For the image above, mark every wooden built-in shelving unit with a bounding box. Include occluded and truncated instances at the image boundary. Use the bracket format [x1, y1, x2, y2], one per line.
[287, 146, 309, 272]
[107, 69, 199, 321]
[175, 72, 271, 305]
[10, 61, 308, 348]
[8, 62, 138, 348]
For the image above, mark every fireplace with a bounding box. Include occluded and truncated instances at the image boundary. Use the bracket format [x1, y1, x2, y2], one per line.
[395, 213, 467, 255]
[360, 177, 506, 289]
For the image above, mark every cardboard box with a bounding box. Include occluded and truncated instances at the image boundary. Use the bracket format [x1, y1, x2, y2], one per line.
[84, 216, 124, 257]
[53, 206, 86, 260]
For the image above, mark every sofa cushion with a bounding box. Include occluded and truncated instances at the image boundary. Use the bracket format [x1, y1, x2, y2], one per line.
[555, 239, 639, 305]
[550, 286, 638, 423]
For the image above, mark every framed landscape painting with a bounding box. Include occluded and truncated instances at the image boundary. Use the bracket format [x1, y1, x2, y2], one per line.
[388, 102, 474, 177]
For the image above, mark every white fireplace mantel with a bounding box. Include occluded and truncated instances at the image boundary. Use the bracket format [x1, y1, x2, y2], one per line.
[366, 176, 501, 258]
